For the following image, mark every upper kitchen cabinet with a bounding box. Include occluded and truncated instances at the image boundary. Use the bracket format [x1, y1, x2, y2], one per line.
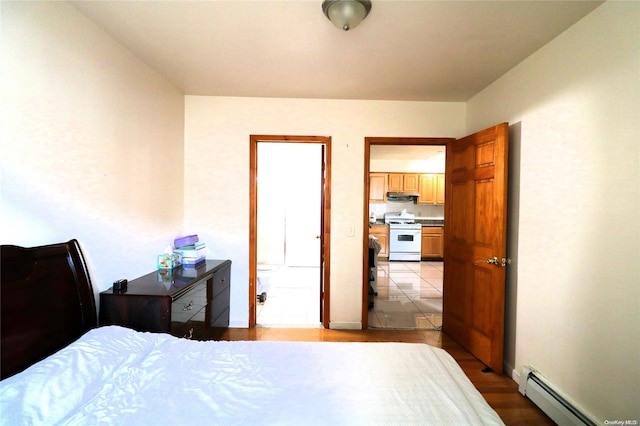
[418, 174, 445, 204]
[388, 173, 420, 193]
[369, 173, 387, 202]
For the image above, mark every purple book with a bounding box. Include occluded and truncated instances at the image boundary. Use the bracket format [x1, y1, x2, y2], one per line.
[174, 234, 198, 248]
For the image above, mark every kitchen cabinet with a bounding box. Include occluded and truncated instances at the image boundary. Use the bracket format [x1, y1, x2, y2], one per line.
[369, 173, 387, 202]
[388, 173, 420, 192]
[418, 173, 445, 204]
[369, 224, 389, 259]
[421, 226, 443, 259]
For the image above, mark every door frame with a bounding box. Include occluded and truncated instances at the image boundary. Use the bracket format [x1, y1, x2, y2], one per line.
[362, 137, 453, 328]
[250, 135, 331, 328]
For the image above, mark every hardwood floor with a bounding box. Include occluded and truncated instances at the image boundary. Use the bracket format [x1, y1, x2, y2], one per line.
[218, 327, 554, 425]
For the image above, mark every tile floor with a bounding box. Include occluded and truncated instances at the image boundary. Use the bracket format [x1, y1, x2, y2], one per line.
[256, 265, 322, 328]
[368, 260, 443, 330]
[256, 261, 443, 330]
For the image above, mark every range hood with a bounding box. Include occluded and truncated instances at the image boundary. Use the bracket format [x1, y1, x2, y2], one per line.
[387, 192, 419, 203]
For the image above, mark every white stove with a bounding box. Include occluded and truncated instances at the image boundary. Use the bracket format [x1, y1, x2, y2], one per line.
[384, 212, 422, 261]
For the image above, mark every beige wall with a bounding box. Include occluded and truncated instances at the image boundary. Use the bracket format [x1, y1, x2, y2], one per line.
[184, 96, 465, 328]
[5, 1, 638, 420]
[0, 2, 185, 294]
[467, 2, 640, 421]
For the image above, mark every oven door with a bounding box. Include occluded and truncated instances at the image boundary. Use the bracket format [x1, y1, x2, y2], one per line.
[389, 227, 421, 254]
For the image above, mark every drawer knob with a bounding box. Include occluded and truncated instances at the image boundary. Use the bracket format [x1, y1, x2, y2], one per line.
[183, 300, 193, 311]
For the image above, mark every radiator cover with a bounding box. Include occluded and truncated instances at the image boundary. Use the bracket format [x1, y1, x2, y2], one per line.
[519, 367, 596, 426]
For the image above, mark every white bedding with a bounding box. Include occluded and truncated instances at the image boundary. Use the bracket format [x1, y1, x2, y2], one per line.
[0, 326, 504, 425]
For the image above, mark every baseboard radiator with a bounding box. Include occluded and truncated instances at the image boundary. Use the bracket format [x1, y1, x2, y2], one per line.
[519, 367, 596, 426]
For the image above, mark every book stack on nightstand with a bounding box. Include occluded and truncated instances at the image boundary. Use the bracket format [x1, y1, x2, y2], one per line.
[174, 234, 207, 268]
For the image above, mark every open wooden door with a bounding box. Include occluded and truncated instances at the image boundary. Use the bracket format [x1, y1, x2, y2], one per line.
[443, 123, 509, 373]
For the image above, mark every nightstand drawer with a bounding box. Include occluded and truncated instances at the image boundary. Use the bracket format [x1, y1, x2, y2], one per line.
[99, 260, 231, 339]
[171, 280, 208, 324]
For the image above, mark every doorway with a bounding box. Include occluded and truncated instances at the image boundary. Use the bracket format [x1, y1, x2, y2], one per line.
[362, 137, 453, 329]
[256, 143, 320, 327]
[364, 124, 510, 373]
[249, 135, 331, 328]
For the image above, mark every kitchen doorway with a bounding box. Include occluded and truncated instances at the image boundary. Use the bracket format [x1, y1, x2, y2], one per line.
[364, 125, 510, 372]
[249, 135, 331, 328]
[363, 137, 453, 329]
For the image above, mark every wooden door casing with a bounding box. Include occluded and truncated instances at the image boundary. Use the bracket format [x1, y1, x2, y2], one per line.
[442, 123, 509, 373]
[249, 135, 331, 329]
[363, 137, 454, 329]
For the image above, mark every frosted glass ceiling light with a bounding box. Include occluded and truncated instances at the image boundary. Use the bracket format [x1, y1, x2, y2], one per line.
[322, 0, 372, 31]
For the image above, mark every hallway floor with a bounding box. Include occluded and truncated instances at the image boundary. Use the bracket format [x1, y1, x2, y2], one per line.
[256, 260, 443, 330]
[368, 260, 443, 330]
[256, 265, 321, 327]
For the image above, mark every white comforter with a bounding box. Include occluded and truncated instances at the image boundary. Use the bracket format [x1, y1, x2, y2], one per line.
[0, 326, 504, 425]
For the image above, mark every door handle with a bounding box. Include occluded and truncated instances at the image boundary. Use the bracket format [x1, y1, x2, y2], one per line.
[486, 256, 510, 266]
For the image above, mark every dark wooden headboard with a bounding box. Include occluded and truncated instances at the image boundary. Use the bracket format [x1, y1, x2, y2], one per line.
[1, 239, 97, 380]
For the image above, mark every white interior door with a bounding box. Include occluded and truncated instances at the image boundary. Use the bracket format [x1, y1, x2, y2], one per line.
[256, 146, 285, 265]
[257, 143, 321, 267]
[284, 145, 321, 267]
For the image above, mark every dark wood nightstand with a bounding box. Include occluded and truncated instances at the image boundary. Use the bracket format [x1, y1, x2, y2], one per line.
[99, 259, 231, 340]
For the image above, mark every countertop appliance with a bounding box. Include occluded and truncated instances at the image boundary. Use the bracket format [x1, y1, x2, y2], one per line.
[384, 211, 422, 261]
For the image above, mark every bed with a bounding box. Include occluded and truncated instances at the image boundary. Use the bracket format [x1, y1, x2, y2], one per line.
[0, 240, 505, 425]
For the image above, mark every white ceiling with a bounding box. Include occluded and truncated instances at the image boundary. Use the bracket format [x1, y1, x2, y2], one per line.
[70, 0, 602, 102]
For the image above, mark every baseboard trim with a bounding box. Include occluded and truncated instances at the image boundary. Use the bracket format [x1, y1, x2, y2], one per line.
[329, 321, 362, 330]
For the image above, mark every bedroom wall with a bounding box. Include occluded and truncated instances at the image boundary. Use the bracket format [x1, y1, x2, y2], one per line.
[184, 97, 466, 328]
[0, 2, 185, 296]
[466, 2, 640, 422]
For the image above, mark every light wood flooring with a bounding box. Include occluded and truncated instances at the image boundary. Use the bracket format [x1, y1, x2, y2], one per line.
[218, 327, 554, 425]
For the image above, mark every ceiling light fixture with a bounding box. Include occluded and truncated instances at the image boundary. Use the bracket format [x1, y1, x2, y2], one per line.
[322, 0, 372, 31]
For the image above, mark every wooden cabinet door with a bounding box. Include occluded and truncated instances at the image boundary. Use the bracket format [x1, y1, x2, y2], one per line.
[376, 233, 389, 258]
[369, 173, 387, 202]
[404, 174, 420, 192]
[369, 225, 389, 258]
[436, 174, 445, 204]
[388, 173, 419, 192]
[387, 174, 403, 192]
[418, 174, 437, 203]
[421, 227, 443, 258]
[418, 174, 445, 204]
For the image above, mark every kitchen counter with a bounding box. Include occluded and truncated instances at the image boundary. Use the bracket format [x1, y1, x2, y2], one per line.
[415, 217, 444, 226]
[369, 219, 443, 226]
